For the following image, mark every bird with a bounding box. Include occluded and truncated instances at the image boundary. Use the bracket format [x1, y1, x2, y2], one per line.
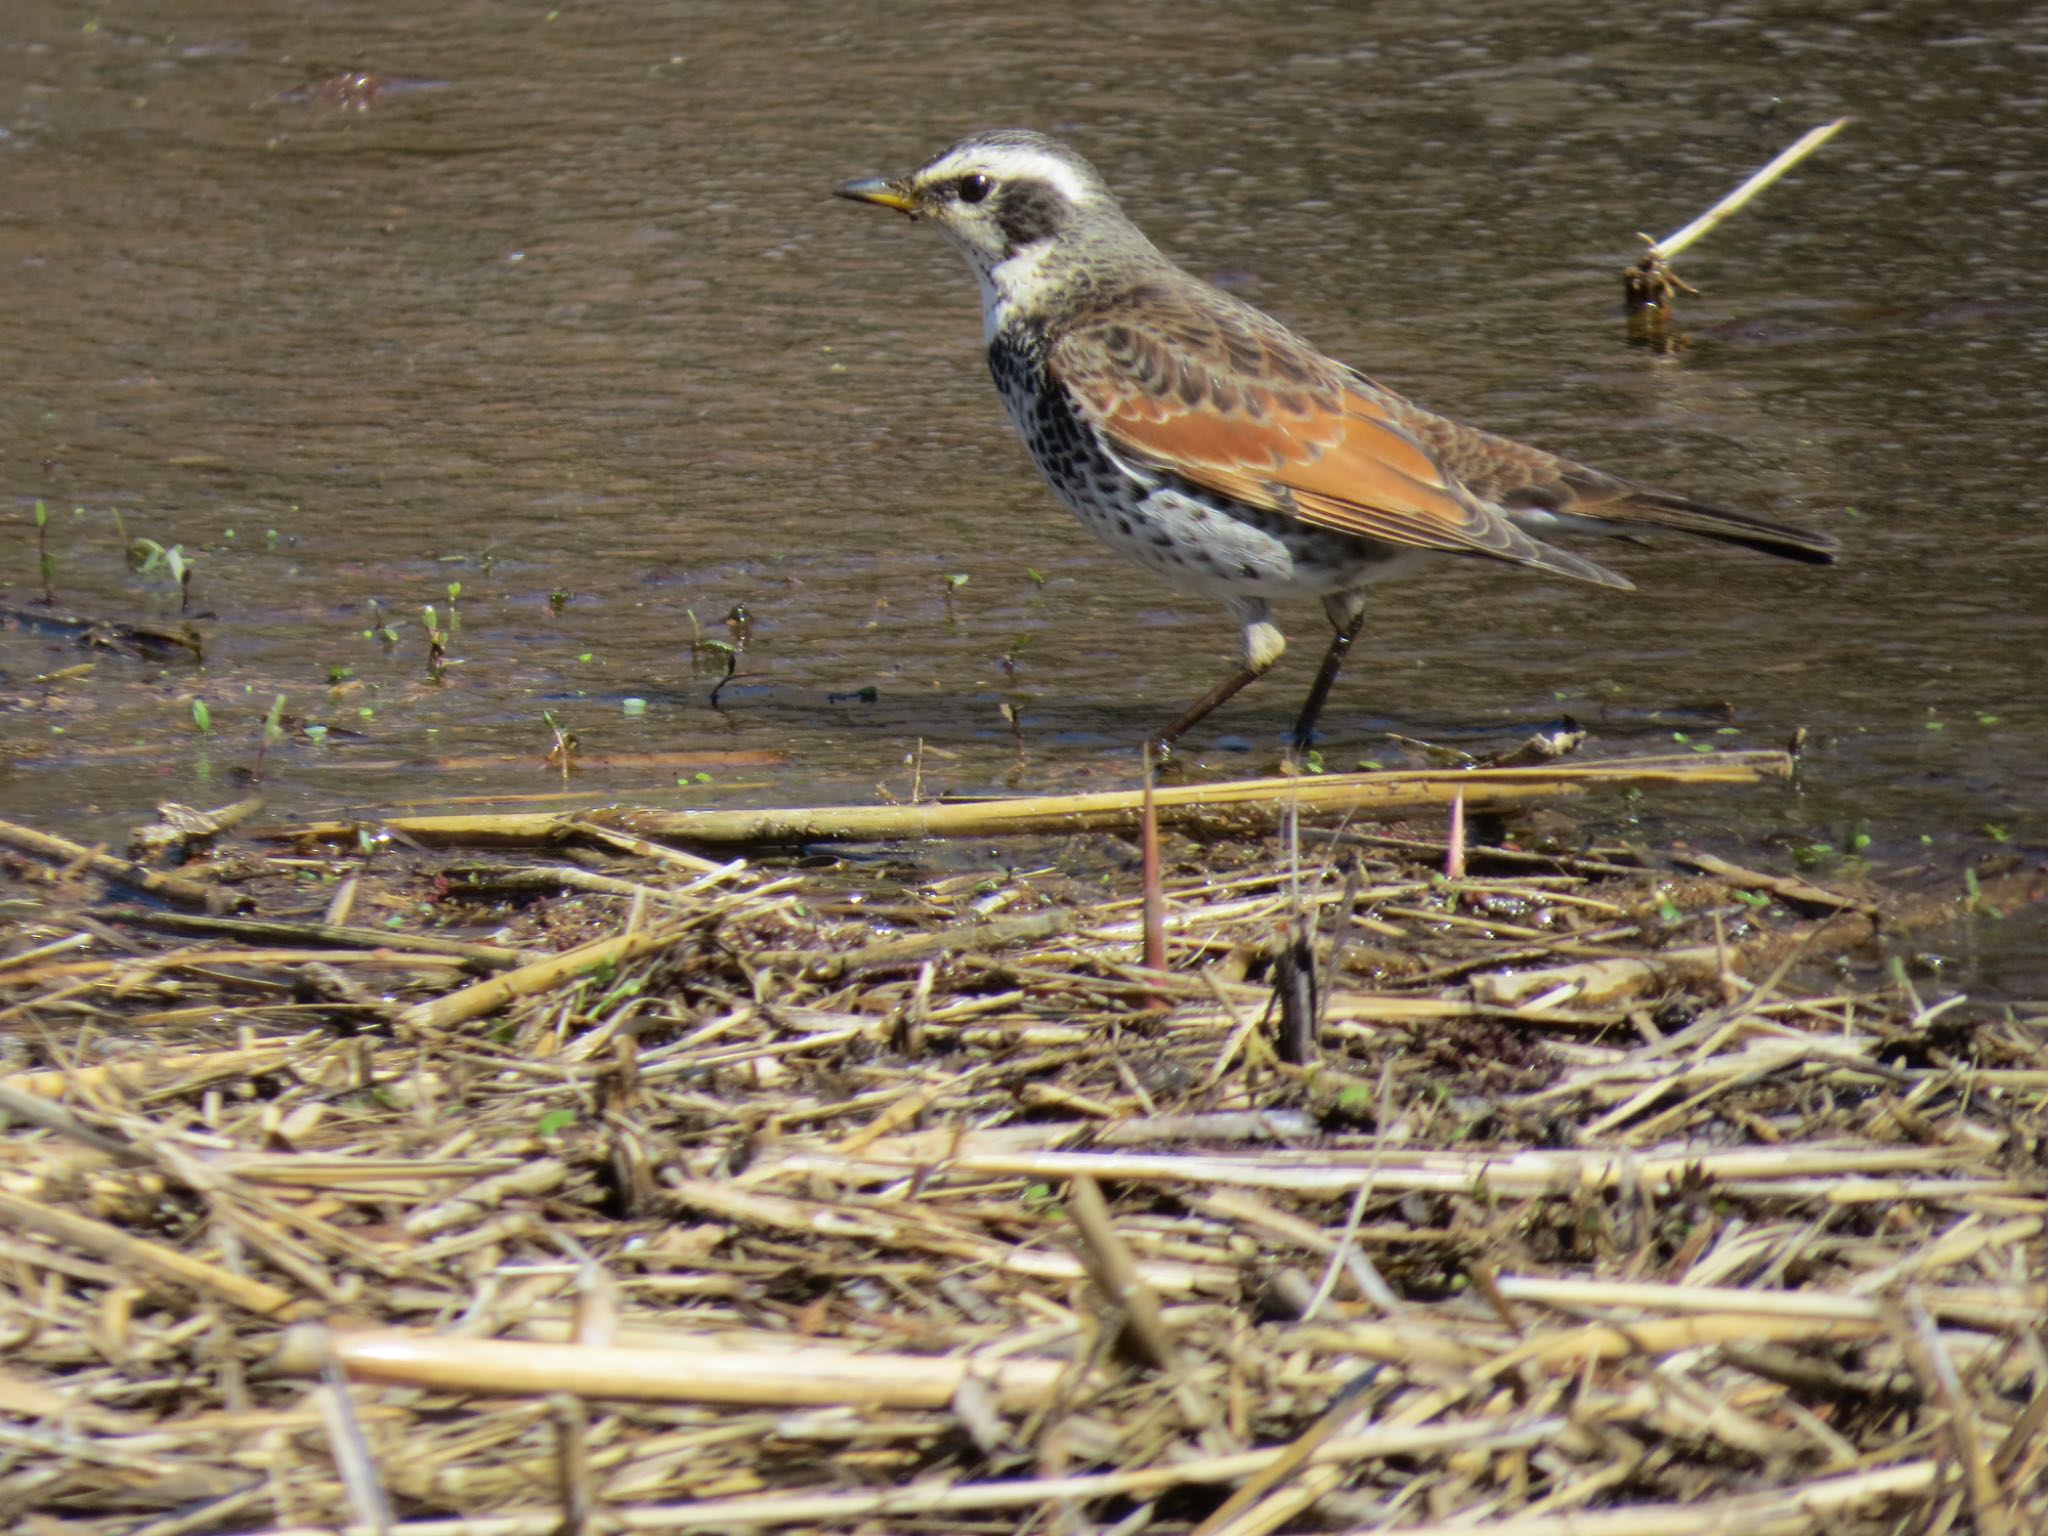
[835, 129, 1837, 755]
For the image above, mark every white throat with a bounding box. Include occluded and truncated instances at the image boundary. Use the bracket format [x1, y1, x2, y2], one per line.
[968, 239, 1058, 343]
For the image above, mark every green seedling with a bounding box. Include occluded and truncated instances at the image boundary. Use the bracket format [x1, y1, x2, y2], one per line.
[166, 545, 193, 613]
[130, 539, 195, 610]
[594, 975, 645, 1013]
[422, 604, 447, 683]
[686, 608, 748, 698]
[32, 500, 55, 604]
[362, 598, 400, 648]
[192, 698, 213, 735]
[252, 692, 288, 781]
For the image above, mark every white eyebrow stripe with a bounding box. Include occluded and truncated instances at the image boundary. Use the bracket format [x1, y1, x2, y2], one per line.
[924, 147, 1096, 205]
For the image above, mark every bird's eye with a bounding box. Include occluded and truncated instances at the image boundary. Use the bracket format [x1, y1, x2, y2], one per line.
[957, 173, 993, 205]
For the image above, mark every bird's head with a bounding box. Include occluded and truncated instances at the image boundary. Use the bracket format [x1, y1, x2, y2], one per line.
[835, 130, 1122, 284]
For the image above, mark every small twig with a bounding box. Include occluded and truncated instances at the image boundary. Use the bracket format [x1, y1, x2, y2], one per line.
[1065, 1174, 1181, 1376]
[1301, 1064, 1401, 1321]
[0, 1082, 153, 1166]
[319, 1355, 395, 1536]
[551, 1394, 596, 1536]
[1189, 1367, 1382, 1536]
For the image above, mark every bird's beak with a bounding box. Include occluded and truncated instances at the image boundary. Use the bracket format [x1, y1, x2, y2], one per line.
[834, 176, 917, 216]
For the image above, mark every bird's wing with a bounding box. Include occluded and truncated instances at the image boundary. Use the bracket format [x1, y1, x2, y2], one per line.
[1047, 289, 1631, 590]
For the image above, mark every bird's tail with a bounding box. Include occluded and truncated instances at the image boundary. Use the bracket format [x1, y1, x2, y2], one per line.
[1605, 491, 1840, 564]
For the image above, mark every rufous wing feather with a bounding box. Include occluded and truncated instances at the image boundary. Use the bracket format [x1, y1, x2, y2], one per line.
[1048, 295, 1632, 591]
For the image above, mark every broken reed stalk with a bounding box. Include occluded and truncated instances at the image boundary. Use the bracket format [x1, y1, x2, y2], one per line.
[275, 1326, 1069, 1411]
[1624, 116, 1848, 343]
[0, 814, 243, 910]
[1444, 787, 1466, 880]
[1647, 117, 1850, 265]
[396, 922, 698, 1032]
[257, 752, 1793, 850]
[0, 1187, 305, 1319]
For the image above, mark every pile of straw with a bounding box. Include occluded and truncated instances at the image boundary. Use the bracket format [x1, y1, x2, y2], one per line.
[1, 762, 2041, 1535]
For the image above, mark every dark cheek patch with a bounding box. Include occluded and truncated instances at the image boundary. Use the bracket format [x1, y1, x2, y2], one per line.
[998, 183, 1069, 248]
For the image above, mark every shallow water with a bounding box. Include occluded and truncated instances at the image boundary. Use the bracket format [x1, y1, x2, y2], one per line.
[3, 1, 2044, 988]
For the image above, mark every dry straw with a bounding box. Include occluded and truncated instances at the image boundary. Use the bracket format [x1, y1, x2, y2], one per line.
[0, 759, 2041, 1533]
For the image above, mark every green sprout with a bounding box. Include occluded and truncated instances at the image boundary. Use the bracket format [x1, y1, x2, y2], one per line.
[361, 598, 400, 647]
[32, 500, 55, 604]
[253, 693, 288, 781]
[422, 604, 447, 683]
[164, 546, 194, 612]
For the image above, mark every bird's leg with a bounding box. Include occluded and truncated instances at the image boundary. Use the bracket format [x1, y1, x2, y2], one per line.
[1154, 665, 1262, 752]
[1152, 601, 1284, 755]
[1290, 594, 1368, 754]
